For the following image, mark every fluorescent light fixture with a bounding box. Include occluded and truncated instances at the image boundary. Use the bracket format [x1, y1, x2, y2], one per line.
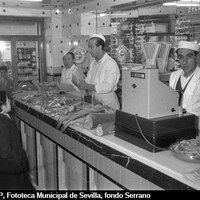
[181, 0, 200, 1]
[22, 0, 43, 2]
[163, 1, 200, 6]
[99, 13, 107, 17]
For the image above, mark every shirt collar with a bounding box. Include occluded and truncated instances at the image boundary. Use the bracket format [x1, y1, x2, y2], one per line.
[95, 53, 107, 64]
[64, 64, 76, 71]
[180, 66, 198, 79]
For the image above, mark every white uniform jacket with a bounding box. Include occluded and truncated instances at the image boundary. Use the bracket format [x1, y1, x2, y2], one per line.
[85, 53, 120, 110]
[169, 66, 200, 116]
[61, 64, 80, 91]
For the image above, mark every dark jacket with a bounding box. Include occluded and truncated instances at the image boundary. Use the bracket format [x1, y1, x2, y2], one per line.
[0, 76, 14, 100]
[0, 114, 34, 190]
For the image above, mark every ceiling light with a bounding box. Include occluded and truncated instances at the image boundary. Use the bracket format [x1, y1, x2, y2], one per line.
[22, 0, 43, 2]
[73, 41, 78, 46]
[181, 0, 200, 1]
[55, 9, 60, 14]
[99, 13, 107, 17]
[163, 1, 200, 6]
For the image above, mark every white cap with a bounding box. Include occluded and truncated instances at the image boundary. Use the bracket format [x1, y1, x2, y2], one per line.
[177, 41, 199, 52]
[89, 34, 106, 42]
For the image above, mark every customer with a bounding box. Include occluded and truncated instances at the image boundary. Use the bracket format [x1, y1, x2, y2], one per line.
[49, 52, 85, 92]
[72, 34, 120, 110]
[0, 65, 14, 99]
[0, 91, 34, 190]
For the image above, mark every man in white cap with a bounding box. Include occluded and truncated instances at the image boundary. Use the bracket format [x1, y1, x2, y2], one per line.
[47, 52, 85, 92]
[169, 41, 200, 127]
[72, 34, 120, 110]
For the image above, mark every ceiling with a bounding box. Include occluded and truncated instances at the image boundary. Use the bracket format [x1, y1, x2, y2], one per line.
[0, 0, 94, 10]
[0, 0, 180, 11]
[110, 0, 176, 11]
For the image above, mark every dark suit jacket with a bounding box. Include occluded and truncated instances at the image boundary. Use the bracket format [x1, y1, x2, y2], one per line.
[0, 76, 14, 99]
[0, 114, 34, 190]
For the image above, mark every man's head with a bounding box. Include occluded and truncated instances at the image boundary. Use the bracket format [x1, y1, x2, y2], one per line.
[176, 41, 199, 77]
[88, 34, 106, 60]
[0, 65, 8, 79]
[63, 52, 75, 69]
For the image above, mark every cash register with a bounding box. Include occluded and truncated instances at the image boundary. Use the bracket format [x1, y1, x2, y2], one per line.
[115, 42, 197, 152]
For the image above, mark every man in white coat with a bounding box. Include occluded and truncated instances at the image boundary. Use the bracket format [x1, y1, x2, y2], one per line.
[72, 34, 120, 110]
[169, 41, 200, 131]
[48, 52, 85, 92]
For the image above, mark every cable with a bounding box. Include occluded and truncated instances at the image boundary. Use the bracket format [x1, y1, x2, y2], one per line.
[134, 114, 168, 151]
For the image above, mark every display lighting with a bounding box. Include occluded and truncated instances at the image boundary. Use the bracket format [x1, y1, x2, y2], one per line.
[163, 0, 200, 6]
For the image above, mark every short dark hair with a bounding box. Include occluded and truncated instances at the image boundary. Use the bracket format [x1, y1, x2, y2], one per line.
[0, 65, 8, 71]
[0, 90, 7, 112]
[66, 52, 75, 60]
[91, 37, 105, 50]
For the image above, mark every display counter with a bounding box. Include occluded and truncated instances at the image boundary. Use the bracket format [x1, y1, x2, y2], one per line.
[14, 100, 200, 190]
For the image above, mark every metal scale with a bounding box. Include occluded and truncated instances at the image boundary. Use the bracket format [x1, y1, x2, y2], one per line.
[115, 42, 197, 152]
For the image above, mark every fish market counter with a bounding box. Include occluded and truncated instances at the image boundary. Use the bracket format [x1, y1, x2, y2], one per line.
[14, 100, 200, 190]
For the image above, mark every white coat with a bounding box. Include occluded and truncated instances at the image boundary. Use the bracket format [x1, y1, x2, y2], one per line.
[85, 53, 120, 110]
[169, 66, 200, 132]
[61, 64, 77, 85]
[61, 64, 84, 91]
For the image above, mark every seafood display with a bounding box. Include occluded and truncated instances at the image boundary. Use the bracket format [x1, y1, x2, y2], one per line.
[170, 137, 200, 163]
[13, 85, 115, 135]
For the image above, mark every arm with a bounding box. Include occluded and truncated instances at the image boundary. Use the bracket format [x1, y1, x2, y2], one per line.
[94, 70, 120, 94]
[72, 75, 95, 92]
[91, 59, 120, 94]
[73, 60, 120, 93]
[56, 82, 75, 92]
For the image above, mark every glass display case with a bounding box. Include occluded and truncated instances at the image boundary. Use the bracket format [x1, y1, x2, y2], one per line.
[16, 41, 39, 82]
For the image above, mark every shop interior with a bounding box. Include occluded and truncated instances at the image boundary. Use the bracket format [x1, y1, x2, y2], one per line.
[0, 0, 200, 191]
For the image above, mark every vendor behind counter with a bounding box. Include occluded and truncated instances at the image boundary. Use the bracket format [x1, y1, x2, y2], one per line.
[169, 41, 200, 134]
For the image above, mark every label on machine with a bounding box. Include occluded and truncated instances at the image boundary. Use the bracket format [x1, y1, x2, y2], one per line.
[130, 72, 145, 79]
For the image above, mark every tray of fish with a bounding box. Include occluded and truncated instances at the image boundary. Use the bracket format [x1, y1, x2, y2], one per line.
[170, 137, 200, 163]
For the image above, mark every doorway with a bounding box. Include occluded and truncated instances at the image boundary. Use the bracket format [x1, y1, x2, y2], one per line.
[0, 17, 46, 88]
